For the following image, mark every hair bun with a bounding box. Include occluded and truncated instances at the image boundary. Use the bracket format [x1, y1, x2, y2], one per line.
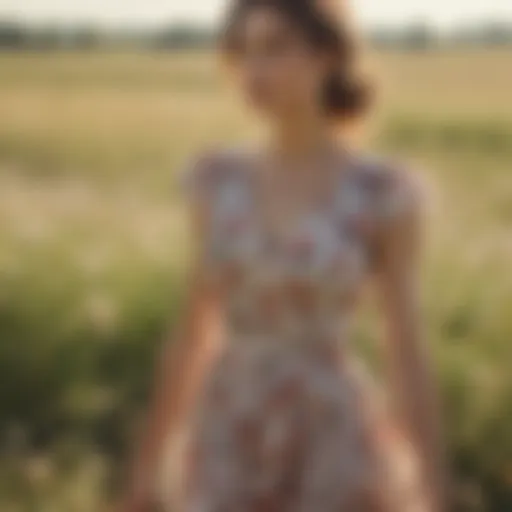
[322, 69, 373, 120]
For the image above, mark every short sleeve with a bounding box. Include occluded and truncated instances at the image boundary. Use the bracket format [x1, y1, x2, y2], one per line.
[383, 167, 423, 225]
[358, 157, 424, 225]
[176, 152, 222, 275]
[179, 151, 219, 208]
[357, 157, 425, 271]
[177, 149, 241, 278]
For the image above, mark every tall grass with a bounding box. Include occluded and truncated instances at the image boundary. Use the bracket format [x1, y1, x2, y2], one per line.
[0, 50, 511, 511]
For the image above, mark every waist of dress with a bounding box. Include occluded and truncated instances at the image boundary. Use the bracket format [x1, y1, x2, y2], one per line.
[224, 318, 351, 350]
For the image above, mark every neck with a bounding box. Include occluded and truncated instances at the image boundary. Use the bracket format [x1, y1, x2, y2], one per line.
[271, 110, 334, 162]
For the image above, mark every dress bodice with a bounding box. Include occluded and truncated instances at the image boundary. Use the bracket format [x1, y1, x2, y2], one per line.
[184, 149, 416, 346]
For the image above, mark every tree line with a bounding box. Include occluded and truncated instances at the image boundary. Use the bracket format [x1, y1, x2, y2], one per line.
[1, 19, 512, 51]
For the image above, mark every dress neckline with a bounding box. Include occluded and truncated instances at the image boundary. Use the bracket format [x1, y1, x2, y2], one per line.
[243, 146, 360, 242]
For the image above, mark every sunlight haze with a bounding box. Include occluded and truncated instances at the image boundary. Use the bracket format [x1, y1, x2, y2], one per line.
[1, 0, 512, 28]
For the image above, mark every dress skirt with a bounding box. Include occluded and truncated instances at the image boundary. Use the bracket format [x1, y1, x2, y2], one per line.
[164, 339, 429, 512]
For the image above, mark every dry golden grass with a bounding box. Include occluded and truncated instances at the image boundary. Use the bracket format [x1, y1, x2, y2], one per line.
[375, 49, 512, 115]
[0, 49, 511, 511]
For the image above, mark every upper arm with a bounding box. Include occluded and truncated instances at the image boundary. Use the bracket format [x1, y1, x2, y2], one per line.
[377, 169, 423, 284]
[177, 151, 229, 342]
[372, 164, 425, 335]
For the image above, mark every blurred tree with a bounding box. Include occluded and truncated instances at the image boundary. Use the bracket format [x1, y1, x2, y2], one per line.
[401, 21, 438, 51]
[1, 18, 512, 52]
[0, 20, 25, 48]
[153, 22, 215, 49]
[479, 22, 512, 46]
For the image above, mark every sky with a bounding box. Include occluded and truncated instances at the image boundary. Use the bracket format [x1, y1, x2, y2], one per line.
[1, 0, 512, 29]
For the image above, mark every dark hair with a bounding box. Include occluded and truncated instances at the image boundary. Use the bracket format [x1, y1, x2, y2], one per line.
[221, 0, 373, 121]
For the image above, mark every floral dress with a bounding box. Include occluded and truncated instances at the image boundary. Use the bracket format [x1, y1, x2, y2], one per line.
[174, 149, 429, 512]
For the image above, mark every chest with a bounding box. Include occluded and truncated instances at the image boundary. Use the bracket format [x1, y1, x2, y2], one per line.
[205, 174, 376, 299]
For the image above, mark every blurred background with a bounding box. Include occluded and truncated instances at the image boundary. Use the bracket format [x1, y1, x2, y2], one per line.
[0, 1, 511, 511]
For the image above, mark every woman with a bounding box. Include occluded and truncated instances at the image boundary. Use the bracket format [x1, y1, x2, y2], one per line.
[121, 0, 445, 510]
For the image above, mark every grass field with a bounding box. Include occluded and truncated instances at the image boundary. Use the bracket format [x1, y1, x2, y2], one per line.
[0, 49, 511, 511]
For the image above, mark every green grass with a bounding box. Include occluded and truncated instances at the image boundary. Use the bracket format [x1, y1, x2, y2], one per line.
[0, 50, 511, 511]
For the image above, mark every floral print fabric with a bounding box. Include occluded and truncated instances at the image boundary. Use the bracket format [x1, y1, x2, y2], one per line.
[176, 150, 428, 512]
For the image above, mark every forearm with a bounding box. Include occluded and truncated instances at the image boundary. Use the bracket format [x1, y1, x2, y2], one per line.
[126, 288, 223, 502]
[127, 339, 199, 498]
[391, 340, 446, 508]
